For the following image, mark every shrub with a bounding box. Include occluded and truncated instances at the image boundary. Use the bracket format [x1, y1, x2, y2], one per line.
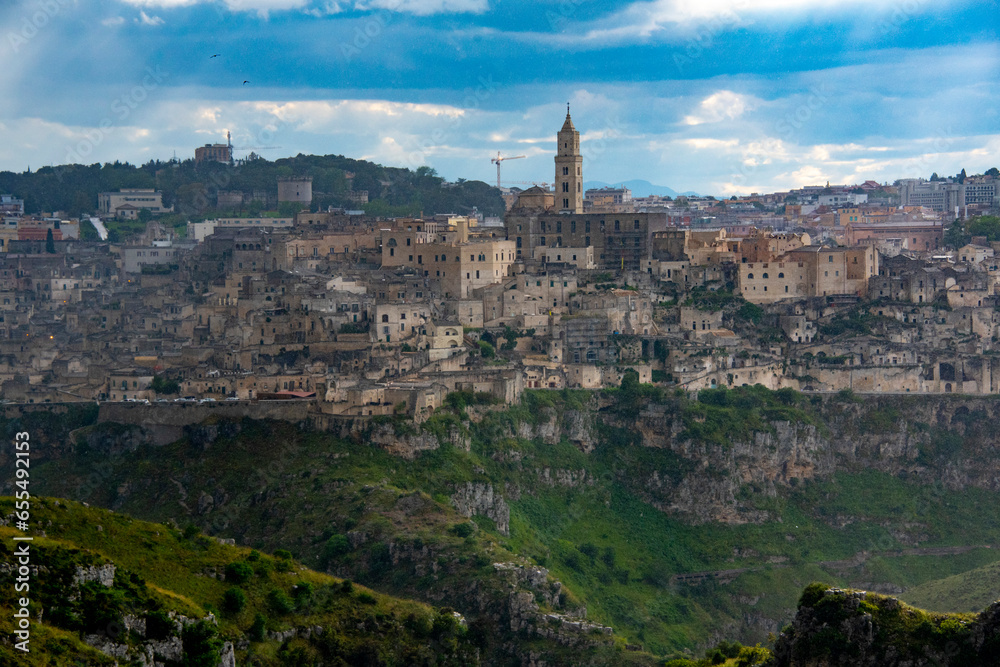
[248, 613, 267, 642]
[324, 534, 351, 563]
[222, 587, 246, 615]
[273, 549, 293, 560]
[182, 620, 223, 667]
[451, 522, 476, 538]
[799, 582, 831, 608]
[340, 579, 354, 594]
[225, 561, 253, 585]
[267, 588, 294, 615]
[145, 610, 174, 641]
[356, 592, 377, 605]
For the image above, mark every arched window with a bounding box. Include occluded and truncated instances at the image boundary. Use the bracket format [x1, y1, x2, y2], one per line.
[381, 314, 389, 322]
[778, 272, 784, 278]
[747, 273, 754, 279]
[763, 273, 769, 279]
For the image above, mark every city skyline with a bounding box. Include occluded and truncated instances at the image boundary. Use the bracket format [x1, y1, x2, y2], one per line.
[0, 0, 997, 196]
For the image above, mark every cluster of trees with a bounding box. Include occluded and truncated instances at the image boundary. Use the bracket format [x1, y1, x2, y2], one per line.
[0, 153, 505, 220]
[930, 167, 1000, 184]
[944, 215, 1000, 248]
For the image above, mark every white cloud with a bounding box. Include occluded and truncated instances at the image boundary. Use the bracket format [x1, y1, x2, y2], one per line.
[683, 91, 754, 125]
[136, 10, 165, 25]
[304, 1, 343, 15]
[120, 0, 200, 7]
[101, 16, 127, 26]
[578, 0, 952, 43]
[353, 0, 488, 16]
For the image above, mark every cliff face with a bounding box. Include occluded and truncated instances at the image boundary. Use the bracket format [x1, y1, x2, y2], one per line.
[519, 396, 1000, 525]
[770, 586, 1000, 666]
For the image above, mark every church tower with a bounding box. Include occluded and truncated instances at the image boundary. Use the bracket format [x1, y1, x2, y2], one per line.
[554, 104, 583, 213]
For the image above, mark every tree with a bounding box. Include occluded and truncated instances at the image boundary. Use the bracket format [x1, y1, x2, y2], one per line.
[182, 620, 223, 667]
[986, 167, 1000, 178]
[957, 168, 967, 184]
[45, 228, 55, 253]
[151, 375, 180, 394]
[222, 587, 246, 615]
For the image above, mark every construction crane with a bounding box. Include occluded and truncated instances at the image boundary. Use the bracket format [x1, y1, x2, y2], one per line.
[490, 152, 525, 189]
[503, 180, 551, 188]
[233, 146, 282, 152]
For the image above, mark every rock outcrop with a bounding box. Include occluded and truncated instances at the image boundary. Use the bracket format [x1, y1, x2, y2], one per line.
[451, 482, 510, 536]
[770, 586, 1000, 666]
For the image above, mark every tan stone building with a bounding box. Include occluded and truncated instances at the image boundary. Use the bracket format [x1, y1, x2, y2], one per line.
[740, 245, 878, 303]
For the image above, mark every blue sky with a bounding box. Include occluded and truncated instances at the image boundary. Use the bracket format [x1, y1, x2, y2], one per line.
[0, 0, 997, 195]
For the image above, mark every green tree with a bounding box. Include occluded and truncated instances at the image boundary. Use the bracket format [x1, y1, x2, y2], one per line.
[221, 587, 246, 615]
[151, 375, 180, 394]
[182, 620, 223, 667]
[224, 561, 253, 585]
[45, 228, 55, 253]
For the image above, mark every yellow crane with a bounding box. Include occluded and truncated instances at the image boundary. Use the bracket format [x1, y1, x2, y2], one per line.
[490, 152, 525, 189]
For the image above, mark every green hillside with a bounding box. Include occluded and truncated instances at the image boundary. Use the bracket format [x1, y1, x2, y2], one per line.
[9, 388, 1000, 661]
[899, 560, 1000, 614]
[0, 497, 480, 666]
[0, 154, 505, 221]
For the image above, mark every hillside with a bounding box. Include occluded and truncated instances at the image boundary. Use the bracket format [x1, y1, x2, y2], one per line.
[900, 561, 1000, 614]
[0, 154, 506, 220]
[6, 388, 1000, 660]
[770, 584, 1000, 666]
[0, 497, 481, 666]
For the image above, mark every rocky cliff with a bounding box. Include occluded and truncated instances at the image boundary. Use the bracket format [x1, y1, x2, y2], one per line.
[770, 585, 1000, 666]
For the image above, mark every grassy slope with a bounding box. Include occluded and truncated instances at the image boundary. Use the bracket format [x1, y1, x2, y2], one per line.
[0, 497, 478, 666]
[17, 390, 1000, 659]
[900, 560, 1000, 613]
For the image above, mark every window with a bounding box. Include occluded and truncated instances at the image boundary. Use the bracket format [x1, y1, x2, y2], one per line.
[614, 220, 620, 231]
[778, 272, 784, 278]
[634, 220, 640, 230]
[585, 221, 591, 233]
[563, 166, 569, 175]
[540, 237, 546, 245]
[563, 198, 569, 208]
[571, 221, 576, 233]
[406, 238, 411, 246]
[556, 221, 562, 232]
[562, 182, 569, 192]
[763, 273, 769, 279]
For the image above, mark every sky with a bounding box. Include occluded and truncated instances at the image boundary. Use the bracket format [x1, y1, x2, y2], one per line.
[0, 0, 997, 196]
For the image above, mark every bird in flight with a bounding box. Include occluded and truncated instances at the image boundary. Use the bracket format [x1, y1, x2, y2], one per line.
[243, 80, 249, 85]
[210, 54, 221, 58]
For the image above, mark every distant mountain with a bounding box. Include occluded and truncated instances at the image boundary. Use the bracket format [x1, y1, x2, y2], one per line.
[583, 179, 699, 198]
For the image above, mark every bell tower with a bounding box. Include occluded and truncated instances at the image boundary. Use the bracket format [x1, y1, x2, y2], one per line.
[554, 103, 583, 213]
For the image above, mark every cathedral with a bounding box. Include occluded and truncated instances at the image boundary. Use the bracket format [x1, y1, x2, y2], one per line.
[503, 109, 667, 272]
